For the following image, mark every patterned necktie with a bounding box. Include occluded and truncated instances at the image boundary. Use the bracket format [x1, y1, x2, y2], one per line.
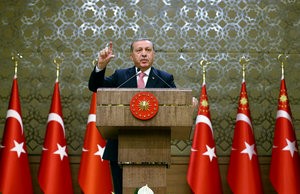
[137, 72, 146, 88]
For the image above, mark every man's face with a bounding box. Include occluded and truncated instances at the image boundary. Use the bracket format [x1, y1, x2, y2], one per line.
[130, 40, 155, 71]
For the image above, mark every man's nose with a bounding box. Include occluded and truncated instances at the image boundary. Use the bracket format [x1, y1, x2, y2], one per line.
[141, 50, 147, 56]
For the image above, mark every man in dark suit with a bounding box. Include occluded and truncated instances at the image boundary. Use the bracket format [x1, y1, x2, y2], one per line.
[88, 39, 176, 91]
[88, 39, 176, 194]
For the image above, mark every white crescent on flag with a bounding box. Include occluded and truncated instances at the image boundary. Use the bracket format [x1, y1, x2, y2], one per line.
[6, 109, 23, 134]
[87, 114, 96, 124]
[81, 114, 96, 153]
[236, 113, 252, 129]
[196, 115, 214, 136]
[276, 110, 292, 123]
[47, 112, 65, 136]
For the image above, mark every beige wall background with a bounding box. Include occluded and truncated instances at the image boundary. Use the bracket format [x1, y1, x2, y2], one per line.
[0, 0, 299, 193]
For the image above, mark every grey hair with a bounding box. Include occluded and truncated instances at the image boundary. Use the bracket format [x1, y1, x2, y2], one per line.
[130, 38, 155, 52]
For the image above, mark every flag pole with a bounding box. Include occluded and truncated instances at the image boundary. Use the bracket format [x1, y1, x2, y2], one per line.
[278, 54, 288, 80]
[11, 53, 22, 78]
[53, 56, 63, 82]
[239, 56, 249, 82]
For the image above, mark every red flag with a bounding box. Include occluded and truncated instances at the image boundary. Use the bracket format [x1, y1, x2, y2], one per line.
[187, 83, 223, 194]
[78, 92, 113, 193]
[0, 77, 33, 194]
[270, 79, 300, 194]
[38, 81, 73, 194]
[227, 81, 263, 194]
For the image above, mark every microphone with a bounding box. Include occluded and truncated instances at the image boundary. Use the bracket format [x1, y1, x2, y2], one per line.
[117, 70, 141, 88]
[152, 70, 173, 88]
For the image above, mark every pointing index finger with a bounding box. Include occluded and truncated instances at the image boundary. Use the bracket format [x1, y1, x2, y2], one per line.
[109, 41, 113, 51]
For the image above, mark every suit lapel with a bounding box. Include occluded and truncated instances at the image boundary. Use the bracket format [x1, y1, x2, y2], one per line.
[146, 68, 159, 88]
[126, 66, 138, 88]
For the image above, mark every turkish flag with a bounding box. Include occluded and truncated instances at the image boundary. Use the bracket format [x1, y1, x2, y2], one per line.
[38, 81, 73, 194]
[78, 92, 113, 194]
[187, 83, 223, 194]
[227, 81, 263, 194]
[270, 79, 300, 194]
[0, 77, 33, 194]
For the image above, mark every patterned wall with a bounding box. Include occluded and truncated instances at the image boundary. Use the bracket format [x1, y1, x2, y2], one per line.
[0, 0, 299, 157]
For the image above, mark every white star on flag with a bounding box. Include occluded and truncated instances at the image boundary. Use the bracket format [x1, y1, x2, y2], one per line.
[10, 140, 26, 158]
[282, 138, 298, 157]
[241, 142, 256, 160]
[94, 144, 105, 161]
[202, 145, 216, 162]
[53, 143, 68, 160]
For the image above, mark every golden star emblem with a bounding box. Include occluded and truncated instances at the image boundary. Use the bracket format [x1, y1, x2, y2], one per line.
[139, 100, 149, 111]
[280, 94, 287, 103]
[201, 99, 208, 107]
[240, 97, 248, 105]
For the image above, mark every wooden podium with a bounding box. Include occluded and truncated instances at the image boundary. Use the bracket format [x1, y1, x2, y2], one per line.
[96, 88, 193, 194]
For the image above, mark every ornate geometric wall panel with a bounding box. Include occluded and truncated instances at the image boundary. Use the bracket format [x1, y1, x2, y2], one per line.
[0, 0, 299, 157]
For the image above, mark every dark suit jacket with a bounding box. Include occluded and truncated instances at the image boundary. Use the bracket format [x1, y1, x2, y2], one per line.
[88, 66, 176, 161]
[88, 66, 176, 92]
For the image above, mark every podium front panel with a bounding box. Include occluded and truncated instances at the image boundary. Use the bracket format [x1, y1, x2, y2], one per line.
[96, 88, 194, 139]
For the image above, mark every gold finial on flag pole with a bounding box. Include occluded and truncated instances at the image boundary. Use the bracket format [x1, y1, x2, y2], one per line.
[200, 59, 210, 84]
[11, 53, 23, 78]
[53, 56, 63, 82]
[239, 56, 249, 81]
[278, 54, 288, 79]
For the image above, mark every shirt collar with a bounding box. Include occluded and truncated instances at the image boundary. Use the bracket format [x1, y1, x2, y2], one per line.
[136, 67, 151, 76]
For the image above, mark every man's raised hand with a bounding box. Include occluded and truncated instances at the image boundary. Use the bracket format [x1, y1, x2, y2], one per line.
[97, 41, 115, 69]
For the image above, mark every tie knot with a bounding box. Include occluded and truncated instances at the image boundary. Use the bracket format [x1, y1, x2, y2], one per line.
[139, 72, 146, 78]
